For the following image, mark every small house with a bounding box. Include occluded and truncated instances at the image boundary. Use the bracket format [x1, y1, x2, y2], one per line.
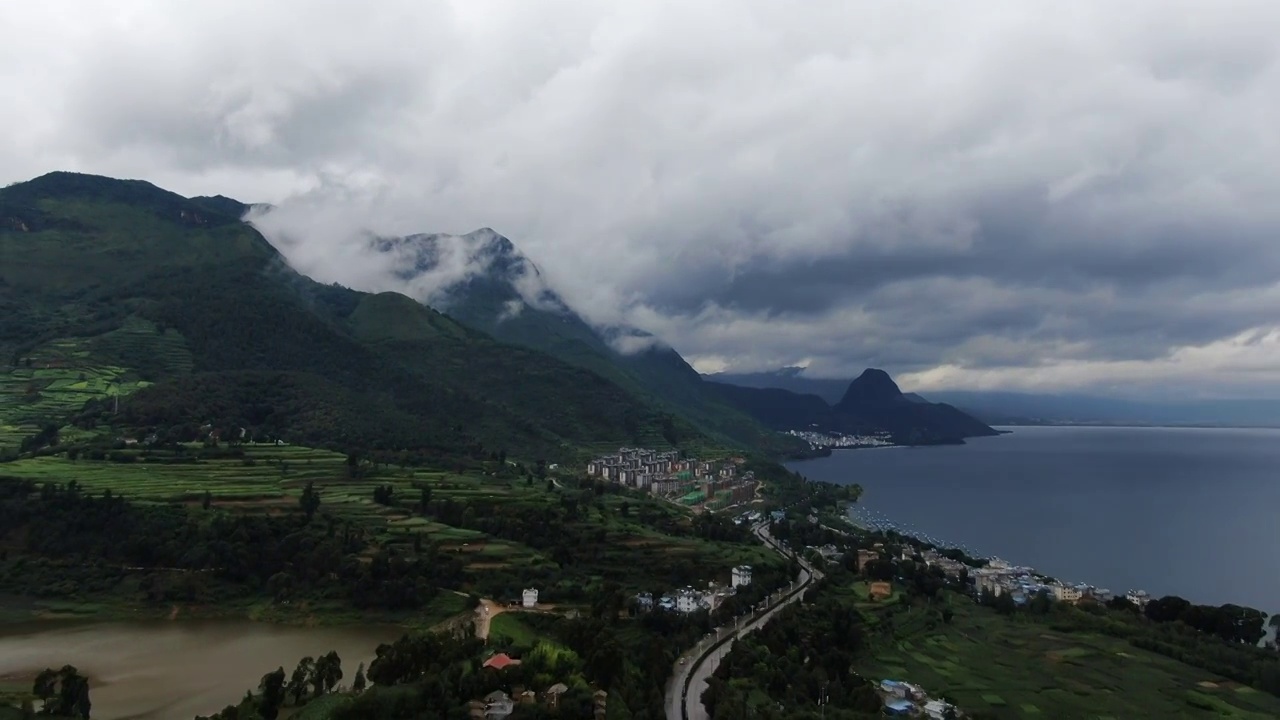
[880, 679, 907, 698]
[522, 588, 539, 608]
[885, 699, 914, 716]
[483, 653, 521, 671]
[483, 690, 514, 719]
[924, 699, 955, 720]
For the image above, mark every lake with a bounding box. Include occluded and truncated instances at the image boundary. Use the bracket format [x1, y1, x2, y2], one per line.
[0, 620, 402, 719]
[788, 425, 1280, 613]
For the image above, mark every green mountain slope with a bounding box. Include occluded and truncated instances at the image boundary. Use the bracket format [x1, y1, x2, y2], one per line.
[0, 172, 698, 460]
[370, 231, 805, 455]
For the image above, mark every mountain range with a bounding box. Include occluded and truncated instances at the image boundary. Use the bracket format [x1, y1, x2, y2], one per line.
[706, 368, 998, 444]
[360, 229, 998, 446]
[0, 171, 1000, 460]
[706, 368, 1280, 428]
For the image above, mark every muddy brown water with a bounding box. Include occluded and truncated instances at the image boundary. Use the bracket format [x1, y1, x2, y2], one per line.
[0, 620, 403, 719]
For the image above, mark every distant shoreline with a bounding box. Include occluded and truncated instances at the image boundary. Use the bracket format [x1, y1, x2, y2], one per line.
[991, 422, 1280, 431]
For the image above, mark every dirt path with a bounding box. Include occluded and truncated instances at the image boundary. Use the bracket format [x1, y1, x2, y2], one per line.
[475, 598, 509, 640]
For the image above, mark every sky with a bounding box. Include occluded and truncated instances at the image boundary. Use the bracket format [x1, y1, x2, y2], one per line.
[3, 1, 1279, 398]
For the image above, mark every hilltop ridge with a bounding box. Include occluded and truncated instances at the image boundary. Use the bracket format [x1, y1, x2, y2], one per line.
[707, 367, 998, 444]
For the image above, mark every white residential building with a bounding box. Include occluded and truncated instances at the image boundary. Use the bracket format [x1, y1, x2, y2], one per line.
[1126, 589, 1150, 607]
[676, 588, 703, 614]
[522, 588, 539, 608]
[731, 565, 752, 588]
[1054, 584, 1082, 602]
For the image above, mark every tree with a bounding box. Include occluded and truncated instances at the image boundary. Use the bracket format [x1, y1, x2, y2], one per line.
[33, 669, 57, 713]
[300, 481, 321, 521]
[34, 665, 91, 719]
[288, 657, 314, 704]
[312, 651, 343, 696]
[352, 662, 366, 693]
[258, 667, 286, 720]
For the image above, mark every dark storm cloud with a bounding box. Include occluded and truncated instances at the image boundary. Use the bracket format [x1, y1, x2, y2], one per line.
[2, 1, 1279, 394]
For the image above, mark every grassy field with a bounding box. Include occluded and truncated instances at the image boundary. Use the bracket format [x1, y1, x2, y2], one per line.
[489, 613, 541, 650]
[856, 596, 1280, 719]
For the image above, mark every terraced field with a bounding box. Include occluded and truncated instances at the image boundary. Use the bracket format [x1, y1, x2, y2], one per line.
[0, 443, 548, 572]
[0, 439, 775, 596]
[0, 316, 187, 452]
[856, 597, 1280, 719]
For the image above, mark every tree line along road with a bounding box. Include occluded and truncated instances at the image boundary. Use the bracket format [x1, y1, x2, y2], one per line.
[665, 522, 821, 720]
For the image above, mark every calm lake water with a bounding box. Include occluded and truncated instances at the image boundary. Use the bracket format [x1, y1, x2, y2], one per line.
[788, 426, 1280, 613]
[0, 620, 400, 719]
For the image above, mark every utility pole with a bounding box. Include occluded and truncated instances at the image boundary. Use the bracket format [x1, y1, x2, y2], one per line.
[819, 683, 829, 720]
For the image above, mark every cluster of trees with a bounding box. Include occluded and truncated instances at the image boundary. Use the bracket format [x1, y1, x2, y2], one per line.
[0, 478, 464, 612]
[223, 629, 599, 720]
[701, 579, 883, 719]
[759, 466, 860, 511]
[1142, 595, 1267, 645]
[19, 423, 60, 454]
[32, 665, 91, 719]
[197, 651, 349, 720]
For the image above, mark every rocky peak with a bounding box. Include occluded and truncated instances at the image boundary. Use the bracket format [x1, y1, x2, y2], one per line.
[837, 368, 904, 409]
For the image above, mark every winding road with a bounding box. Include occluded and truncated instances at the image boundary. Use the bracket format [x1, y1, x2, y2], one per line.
[665, 522, 820, 720]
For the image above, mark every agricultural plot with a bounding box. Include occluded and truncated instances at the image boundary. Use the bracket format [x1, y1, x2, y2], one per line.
[856, 599, 1280, 719]
[0, 439, 776, 596]
[0, 444, 349, 501]
[0, 318, 187, 452]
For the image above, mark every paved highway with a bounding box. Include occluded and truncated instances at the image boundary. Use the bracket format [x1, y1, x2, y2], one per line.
[665, 522, 820, 720]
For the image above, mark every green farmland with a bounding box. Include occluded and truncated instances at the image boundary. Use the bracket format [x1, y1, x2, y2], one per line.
[0, 442, 775, 599]
[0, 316, 189, 452]
[856, 597, 1280, 719]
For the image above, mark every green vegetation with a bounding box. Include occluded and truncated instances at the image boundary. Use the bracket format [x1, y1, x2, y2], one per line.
[0, 441, 781, 624]
[489, 613, 541, 650]
[712, 516, 1280, 720]
[0, 171, 722, 465]
[859, 596, 1280, 719]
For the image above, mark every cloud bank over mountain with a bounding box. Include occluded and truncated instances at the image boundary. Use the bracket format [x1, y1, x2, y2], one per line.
[3, 0, 1279, 396]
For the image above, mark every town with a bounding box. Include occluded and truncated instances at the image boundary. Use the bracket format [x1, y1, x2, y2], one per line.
[585, 447, 758, 512]
[784, 428, 896, 449]
[970, 557, 1150, 609]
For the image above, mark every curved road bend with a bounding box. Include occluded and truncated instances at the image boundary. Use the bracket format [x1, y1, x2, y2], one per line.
[665, 524, 820, 720]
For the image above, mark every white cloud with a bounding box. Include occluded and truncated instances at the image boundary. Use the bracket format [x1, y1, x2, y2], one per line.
[900, 326, 1280, 396]
[3, 1, 1280, 394]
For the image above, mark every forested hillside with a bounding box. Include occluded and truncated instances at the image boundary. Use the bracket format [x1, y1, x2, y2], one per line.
[0, 172, 701, 462]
